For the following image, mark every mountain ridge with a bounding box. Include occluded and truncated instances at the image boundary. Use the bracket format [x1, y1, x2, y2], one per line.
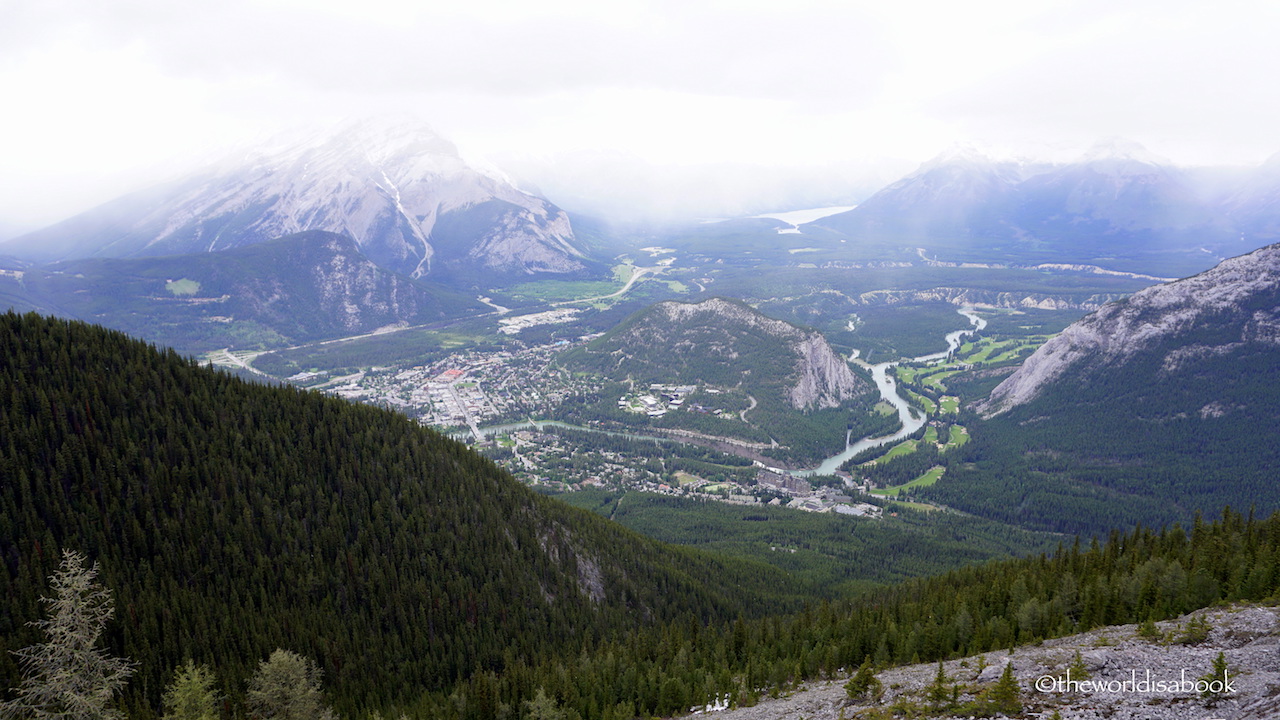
[809, 139, 1268, 275]
[1, 117, 591, 284]
[983, 241, 1280, 413]
[2, 230, 483, 352]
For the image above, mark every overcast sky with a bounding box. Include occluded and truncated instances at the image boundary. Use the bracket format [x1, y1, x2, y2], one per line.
[2, 0, 1278, 228]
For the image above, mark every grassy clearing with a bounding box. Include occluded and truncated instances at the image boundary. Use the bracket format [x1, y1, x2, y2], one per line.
[505, 279, 622, 302]
[922, 369, 960, 390]
[871, 466, 946, 497]
[922, 425, 938, 444]
[611, 264, 635, 282]
[873, 400, 898, 416]
[894, 365, 921, 384]
[872, 439, 919, 464]
[939, 396, 960, 414]
[907, 390, 936, 415]
[165, 278, 201, 296]
[943, 425, 970, 451]
[673, 471, 703, 486]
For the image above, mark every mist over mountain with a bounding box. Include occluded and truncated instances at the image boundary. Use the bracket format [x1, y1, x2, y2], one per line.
[2, 118, 592, 284]
[810, 139, 1273, 275]
[498, 151, 908, 226]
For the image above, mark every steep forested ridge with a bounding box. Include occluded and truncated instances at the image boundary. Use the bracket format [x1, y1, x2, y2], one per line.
[925, 243, 1280, 535]
[0, 311, 804, 716]
[433, 509, 1280, 720]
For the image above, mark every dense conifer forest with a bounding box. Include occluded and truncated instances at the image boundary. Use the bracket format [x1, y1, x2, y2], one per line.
[0, 311, 808, 717]
[6, 310, 1280, 719]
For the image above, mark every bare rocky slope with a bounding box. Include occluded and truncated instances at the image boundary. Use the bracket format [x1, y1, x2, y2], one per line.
[983, 241, 1280, 414]
[689, 603, 1280, 720]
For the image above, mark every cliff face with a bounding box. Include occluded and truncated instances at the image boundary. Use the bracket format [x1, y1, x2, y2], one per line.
[233, 231, 447, 335]
[788, 334, 863, 410]
[983, 242, 1280, 414]
[854, 286, 1124, 311]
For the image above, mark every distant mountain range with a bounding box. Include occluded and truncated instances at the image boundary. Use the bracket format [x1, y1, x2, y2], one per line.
[810, 140, 1279, 276]
[925, 241, 1280, 534]
[1, 117, 593, 284]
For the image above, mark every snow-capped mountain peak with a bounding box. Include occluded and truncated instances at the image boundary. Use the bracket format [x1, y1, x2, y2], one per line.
[8, 115, 587, 283]
[1079, 137, 1172, 168]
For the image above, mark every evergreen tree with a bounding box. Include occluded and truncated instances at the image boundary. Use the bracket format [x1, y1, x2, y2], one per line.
[1199, 651, 1233, 703]
[923, 661, 952, 710]
[246, 650, 333, 720]
[843, 656, 881, 701]
[521, 688, 565, 720]
[1067, 650, 1091, 681]
[981, 662, 1022, 716]
[161, 661, 218, 720]
[0, 550, 134, 720]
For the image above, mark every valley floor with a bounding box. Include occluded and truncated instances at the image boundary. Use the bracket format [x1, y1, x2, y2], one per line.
[688, 604, 1280, 720]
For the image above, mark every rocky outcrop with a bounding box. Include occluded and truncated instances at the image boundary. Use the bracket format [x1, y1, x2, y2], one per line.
[983, 242, 1280, 414]
[788, 335, 863, 410]
[688, 604, 1280, 720]
[651, 298, 865, 410]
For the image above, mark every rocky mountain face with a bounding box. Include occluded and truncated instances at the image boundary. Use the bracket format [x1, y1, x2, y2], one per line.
[921, 241, 1280, 535]
[608, 297, 866, 410]
[3, 117, 588, 284]
[984, 241, 1280, 414]
[6, 230, 480, 352]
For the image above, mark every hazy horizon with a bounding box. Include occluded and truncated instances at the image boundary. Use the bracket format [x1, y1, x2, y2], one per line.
[3, 0, 1279, 230]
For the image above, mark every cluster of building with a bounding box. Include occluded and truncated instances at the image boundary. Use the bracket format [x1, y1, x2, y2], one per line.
[756, 469, 884, 517]
[475, 429, 885, 520]
[617, 384, 697, 417]
[293, 339, 598, 432]
[497, 308, 581, 335]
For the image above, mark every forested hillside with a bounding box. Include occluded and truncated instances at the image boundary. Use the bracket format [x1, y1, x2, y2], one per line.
[432, 509, 1280, 719]
[924, 242, 1280, 535]
[555, 297, 887, 464]
[0, 311, 806, 717]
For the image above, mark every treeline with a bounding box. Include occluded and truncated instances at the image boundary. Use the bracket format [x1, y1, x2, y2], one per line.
[428, 508, 1280, 719]
[0, 311, 812, 718]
